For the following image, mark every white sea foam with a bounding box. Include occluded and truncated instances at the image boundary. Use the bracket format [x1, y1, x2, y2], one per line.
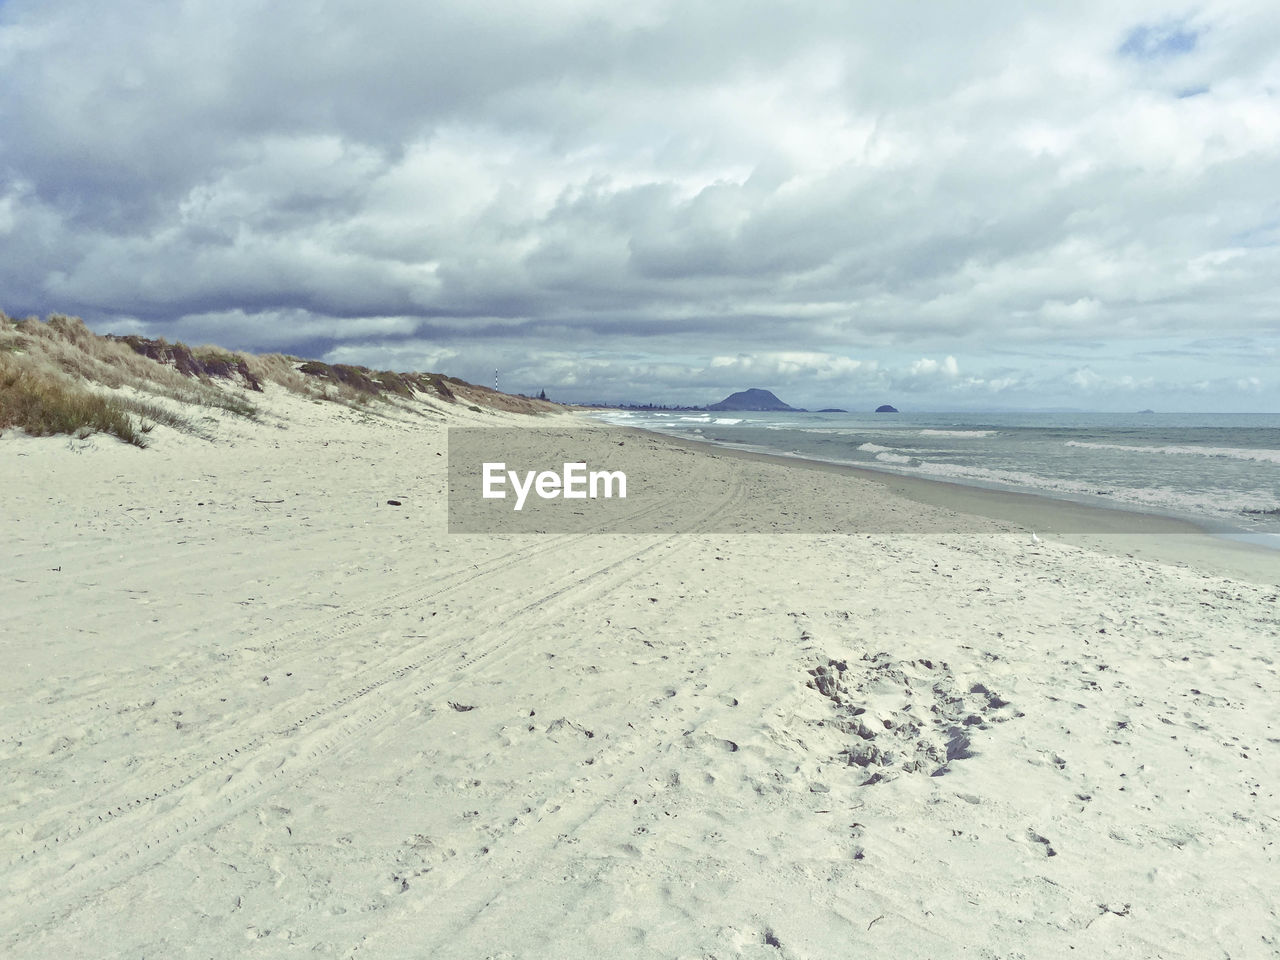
[595, 408, 1280, 534]
[1064, 441, 1280, 465]
[591, 411, 636, 426]
[713, 418, 744, 425]
[905, 459, 1277, 526]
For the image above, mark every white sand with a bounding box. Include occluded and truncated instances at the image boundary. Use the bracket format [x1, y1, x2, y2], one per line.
[3, 391, 1278, 958]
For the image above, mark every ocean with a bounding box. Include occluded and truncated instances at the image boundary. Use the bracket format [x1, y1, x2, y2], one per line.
[591, 408, 1280, 544]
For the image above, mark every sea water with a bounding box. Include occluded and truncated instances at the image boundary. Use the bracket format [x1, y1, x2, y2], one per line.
[592, 408, 1280, 541]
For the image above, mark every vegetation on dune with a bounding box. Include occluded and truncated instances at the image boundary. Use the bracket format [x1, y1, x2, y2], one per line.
[0, 308, 559, 447]
[0, 350, 147, 447]
[0, 312, 230, 445]
[5, 313, 259, 419]
[294, 359, 458, 403]
[110, 335, 266, 399]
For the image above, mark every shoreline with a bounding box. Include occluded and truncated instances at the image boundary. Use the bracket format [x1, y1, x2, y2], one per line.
[612, 421, 1280, 584]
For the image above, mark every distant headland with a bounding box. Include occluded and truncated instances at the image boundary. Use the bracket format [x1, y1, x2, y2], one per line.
[585, 388, 895, 414]
[708, 388, 795, 411]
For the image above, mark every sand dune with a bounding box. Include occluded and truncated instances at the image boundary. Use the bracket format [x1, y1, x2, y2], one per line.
[3, 389, 1278, 958]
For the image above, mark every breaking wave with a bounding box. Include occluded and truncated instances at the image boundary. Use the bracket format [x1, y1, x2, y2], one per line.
[1065, 441, 1280, 465]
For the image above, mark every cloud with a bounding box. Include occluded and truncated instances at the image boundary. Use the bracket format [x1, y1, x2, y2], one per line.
[908, 356, 960, 378]
[1, 0, 1279, 410]
[1069, 367, 1105, 390]
[708, 351, 871, 381]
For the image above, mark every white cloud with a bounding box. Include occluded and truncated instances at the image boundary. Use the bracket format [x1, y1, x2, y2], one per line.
[1069, 367, 1105, 390]
[1, 0, 1278, 410]
[908, 356, 960, 378]
[325, 343, 459, 373]
[708, 351, 869, 381]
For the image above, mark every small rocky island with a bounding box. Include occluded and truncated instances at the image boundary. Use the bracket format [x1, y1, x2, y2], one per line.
[875, 404, 899, 413]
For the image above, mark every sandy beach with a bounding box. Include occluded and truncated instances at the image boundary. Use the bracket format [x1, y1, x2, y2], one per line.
[3, 390, 1279, 959]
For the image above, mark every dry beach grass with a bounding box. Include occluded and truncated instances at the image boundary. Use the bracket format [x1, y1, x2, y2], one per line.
[0, 311, 556, 449]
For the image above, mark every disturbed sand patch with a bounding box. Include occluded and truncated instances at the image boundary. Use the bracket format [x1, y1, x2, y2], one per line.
[807, 653, 1020, 784]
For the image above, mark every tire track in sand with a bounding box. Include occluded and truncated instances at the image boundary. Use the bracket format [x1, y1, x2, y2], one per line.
[1, 475, 748, 951]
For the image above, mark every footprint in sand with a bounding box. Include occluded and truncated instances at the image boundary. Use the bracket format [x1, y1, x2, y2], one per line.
[807, 653, 1017, 783]
[683, 731, 739, 753]
[1023, 828, 1057, 857]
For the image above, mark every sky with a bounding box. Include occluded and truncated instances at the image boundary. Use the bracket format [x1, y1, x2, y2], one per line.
[1, 1, 1278, 411]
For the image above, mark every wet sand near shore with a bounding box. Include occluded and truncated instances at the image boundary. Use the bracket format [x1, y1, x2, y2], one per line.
[632, 425, 1280, 584]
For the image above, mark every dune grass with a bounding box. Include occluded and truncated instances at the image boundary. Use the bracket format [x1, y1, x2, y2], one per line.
[0, 351, 147, 447]
[116, 395, 198, 435]
[0, 314, 214, 445]
[0, 308, 559, 446]
[11, 313, 259, 419]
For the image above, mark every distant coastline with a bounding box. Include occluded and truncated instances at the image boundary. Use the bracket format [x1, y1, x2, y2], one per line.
[577, 386, 890, 415]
